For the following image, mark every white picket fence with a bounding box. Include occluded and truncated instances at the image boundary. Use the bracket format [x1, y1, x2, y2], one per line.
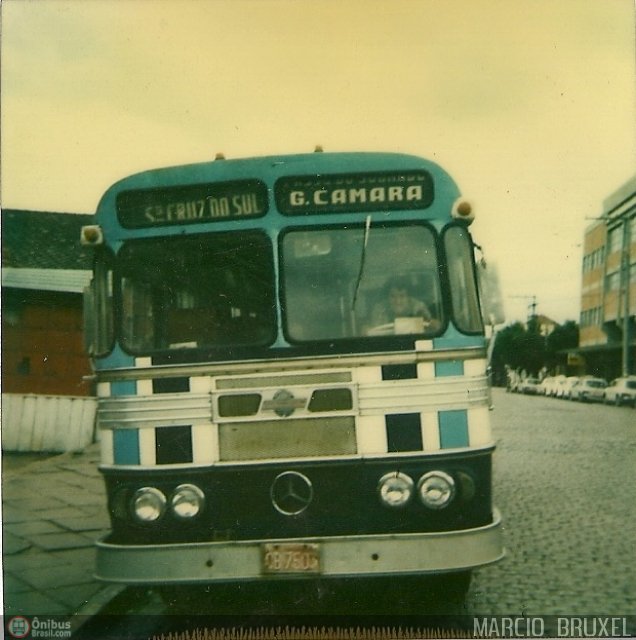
[1, 393, 97, 453]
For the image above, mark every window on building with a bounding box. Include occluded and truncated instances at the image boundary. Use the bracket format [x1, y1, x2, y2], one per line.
[606, 271, 620, 292]
[607, 226, 623, 254]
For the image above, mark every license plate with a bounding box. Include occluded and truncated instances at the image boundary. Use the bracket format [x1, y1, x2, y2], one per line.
[261, 543, 321, 574]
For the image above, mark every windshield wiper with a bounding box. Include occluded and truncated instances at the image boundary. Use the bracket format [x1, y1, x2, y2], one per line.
[351, 215, 372, 310]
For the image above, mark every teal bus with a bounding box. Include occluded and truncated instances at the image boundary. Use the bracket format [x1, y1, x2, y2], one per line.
[82, 150, 503, 599]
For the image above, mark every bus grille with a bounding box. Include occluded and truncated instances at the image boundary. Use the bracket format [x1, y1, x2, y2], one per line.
[218, 417, 356, 461]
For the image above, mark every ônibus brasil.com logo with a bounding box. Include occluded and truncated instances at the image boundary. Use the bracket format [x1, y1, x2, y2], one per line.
[7, 617, 30, 638]
[6, 616, 72, 639]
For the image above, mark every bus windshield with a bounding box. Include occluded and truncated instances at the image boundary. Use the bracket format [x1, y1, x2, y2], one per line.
[118, 231, 275, 353]
[282, 224, 443, 341]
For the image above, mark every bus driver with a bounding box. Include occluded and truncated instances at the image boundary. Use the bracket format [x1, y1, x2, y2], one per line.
[369, 276, 440, 333]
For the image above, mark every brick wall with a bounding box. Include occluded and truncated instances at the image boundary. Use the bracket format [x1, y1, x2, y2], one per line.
[2, 290, 93, 396]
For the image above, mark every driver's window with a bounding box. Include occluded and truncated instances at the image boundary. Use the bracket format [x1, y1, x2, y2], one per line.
[282, 224, 443, 341]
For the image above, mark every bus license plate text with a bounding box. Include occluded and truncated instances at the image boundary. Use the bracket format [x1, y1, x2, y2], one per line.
[262, 543, 321, 574]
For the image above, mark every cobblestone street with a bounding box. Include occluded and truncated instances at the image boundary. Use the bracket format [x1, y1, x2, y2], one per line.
[467, 389, 636, 618]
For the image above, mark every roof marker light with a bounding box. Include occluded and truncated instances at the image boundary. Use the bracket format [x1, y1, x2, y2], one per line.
[451, 199, 475, 224]
[80, 225, 104, 246]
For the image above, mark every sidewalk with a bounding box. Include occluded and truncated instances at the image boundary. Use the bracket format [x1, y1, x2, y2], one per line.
[2, 443, 123, 618]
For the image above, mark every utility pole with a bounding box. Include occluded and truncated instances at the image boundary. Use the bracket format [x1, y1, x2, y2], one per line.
[509, 295, 538, 324]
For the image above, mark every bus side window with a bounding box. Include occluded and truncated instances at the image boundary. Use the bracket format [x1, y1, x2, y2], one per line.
[444, 226, 483, 333]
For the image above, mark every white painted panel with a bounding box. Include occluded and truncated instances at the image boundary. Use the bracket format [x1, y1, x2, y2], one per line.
[356, 415, 387, 455]
[41, 397, 59, 451]
[69, 396, 87, 450]
[190, 376, 212, 393]
[136, 379, 154, 396]
[1, 395, 19, 450]
[97, 382, 111, 397]
[1, 394, 98, 453]
[53, 397, 74, 452]
[351, 367, 382, 383]
[16, 396, 37, 452]
[100, 429, 114, 464]
[465, 359, 488, 377]
[31, 396, 49, 451]
[421, 412, 441, 451]
[417, 362, 435, 379]
[468, 406, 493, 446]
[139, 428, 156, 465]
[192, 423, 218, 464]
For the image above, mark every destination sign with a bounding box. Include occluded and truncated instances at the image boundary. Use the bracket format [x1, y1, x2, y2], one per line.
[117, 180, 269, 229]
[275, 170, 434, 215]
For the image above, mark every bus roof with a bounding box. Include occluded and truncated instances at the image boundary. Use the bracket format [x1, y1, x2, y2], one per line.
[95, 151, 463, 239]
[99, 152, 457, 205]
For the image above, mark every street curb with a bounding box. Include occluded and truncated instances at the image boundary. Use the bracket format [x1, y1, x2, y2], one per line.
[72, 583, 127, 629]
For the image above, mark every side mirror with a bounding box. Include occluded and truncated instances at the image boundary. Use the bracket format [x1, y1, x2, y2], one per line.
[477, 261, 505, 326]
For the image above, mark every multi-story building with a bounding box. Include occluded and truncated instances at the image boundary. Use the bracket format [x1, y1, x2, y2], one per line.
[578, 175, 636, 379]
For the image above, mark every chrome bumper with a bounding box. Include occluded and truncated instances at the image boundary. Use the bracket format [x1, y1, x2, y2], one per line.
[96, 509, 503, 584]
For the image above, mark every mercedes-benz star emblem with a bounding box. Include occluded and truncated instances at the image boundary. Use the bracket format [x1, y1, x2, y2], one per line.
[270, 471, 314, 516]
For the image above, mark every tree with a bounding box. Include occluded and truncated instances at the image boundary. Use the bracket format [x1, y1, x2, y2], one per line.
[545, 320, 579, 371]
[490, 322, 526, 385]
[490, 319, 579, 385]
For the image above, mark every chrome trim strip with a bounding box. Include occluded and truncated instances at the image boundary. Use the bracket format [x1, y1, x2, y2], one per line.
[97, 347, 486, 382]
[358, 376, 489, 414]
[98, 393, 212, 428]
[217, 371, 352, 389]
[95, 510, 504, 583]
[97, 374, 489, 429]
[97, 444, 496, 472]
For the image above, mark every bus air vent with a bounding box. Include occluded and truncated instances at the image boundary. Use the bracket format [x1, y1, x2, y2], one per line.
[218, 394, 262, 417]
[307, 388, 353, 412]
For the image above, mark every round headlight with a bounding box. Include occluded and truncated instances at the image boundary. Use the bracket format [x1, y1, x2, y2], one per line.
[417, 471, 455, 509]
[378, 472, 414, 508]
[132, 487, 166, 522]
[171, 484, 205, 519]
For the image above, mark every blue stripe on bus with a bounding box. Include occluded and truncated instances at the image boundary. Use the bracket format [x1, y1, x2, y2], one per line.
[110, 380, 137, 396]
[113, 430, 140, 465]
[434, 360, 464, 377]
[433, 325, 484, 350]
[438, 410, 469, 448]
[93, 345, 136, 371]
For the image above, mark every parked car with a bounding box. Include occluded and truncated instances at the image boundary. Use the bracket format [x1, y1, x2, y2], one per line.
[558, 376, 579, 399]
[604, 376, 636, 407]
[507, 374, 521, 393]
[570, 377, 607, 402]
[519, 377, 541, 395]
[549, 375, 567, 398]
[538, 377, 553, 396]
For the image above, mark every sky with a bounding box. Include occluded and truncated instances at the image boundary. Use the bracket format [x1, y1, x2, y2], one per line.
[2, 0, 635, 324]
